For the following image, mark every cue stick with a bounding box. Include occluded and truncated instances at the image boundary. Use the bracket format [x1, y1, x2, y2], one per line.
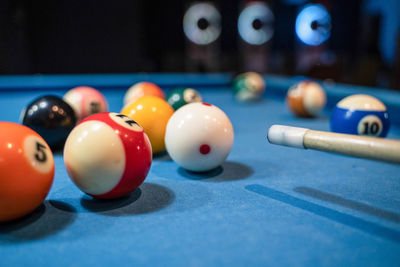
[267, 125, 400, 164]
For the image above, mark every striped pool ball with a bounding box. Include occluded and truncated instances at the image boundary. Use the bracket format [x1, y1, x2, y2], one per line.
[64, 112, 152, 199]
[330, 94, 390, 137]
[233, 72, 266, 101]
[165, 102, 234, 172]
[123, 82, 165, 106]
[166, 87, 203, 110]
[63, 86, 108, 121]
[286, 81, 326, 118]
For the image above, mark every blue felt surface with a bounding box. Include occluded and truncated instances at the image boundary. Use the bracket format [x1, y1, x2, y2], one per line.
[0, 75, 400, 266]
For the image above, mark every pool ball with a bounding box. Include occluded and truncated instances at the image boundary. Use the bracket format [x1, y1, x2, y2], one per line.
[64, 112, 152, 199]
[123, 82, 165, 106]
[166, 87, 203, 110]
[165, 102, 234, 172]
[232, 72, 265, 101]
[63, 86, 108, 121]
[330, 94, 390, 137]
[121, 96, 174, 154]
[0, 122, 54, 222]
[286, 81, 326, 118]
[21, 95, 77, 150]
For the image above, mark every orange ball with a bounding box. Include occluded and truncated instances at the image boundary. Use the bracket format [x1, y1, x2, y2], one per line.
[0, 122, 55, 222]
[286, 81, 326, 118]
[123, 82, 165, 106]
[121, 96, 174, 154]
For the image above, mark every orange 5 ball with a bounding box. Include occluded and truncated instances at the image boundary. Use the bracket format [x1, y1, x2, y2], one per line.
[0, 122, 55, 222]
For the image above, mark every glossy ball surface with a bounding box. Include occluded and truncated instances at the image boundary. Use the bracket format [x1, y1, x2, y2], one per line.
[21, 95, 77, 150]
[63, 86, 108, 121]
[64, 112, 152, 199]
[166, 87, 203, 110]
[233, 72, 265, 101]
[121, 96, 174, 154]
[0, 122, 54, 222]
[286, 81, 326, 117]
[123, 82, 165, 106]
[330, 94, 390, 137]
[165, 102, 234, 172]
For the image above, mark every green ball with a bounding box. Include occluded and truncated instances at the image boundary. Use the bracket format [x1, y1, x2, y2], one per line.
[232, 72, 266, 101]
[166, 87, 203, 110]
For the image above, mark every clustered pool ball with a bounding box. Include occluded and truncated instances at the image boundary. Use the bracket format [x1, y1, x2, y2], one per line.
[330, 94, 390, 137]
[0, 122, 54, 222]
[286, 81, 326, 118]
[21, 95, 77, 150]
[166, 87, 203, 110]
[121, 96, 174, 154]
[64, 112, 152, 199]
[165, 102, 234, 172]
[233, 72, 266, 101]
[63, 86, 108, 122]
[123, 82, 165, 106]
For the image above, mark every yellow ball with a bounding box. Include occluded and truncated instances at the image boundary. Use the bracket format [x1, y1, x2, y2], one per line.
[121, 96, 174, 154]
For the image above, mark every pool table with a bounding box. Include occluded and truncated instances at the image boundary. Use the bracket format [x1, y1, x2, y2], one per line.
[1, 73, 400, 266]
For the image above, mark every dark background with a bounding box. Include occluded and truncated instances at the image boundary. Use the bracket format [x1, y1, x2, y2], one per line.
[0, 0, 399, 89]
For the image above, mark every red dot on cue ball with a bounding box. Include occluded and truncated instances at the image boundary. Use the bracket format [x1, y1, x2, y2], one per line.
[199, 144, 211, 155]
[202, 103, 212, 107]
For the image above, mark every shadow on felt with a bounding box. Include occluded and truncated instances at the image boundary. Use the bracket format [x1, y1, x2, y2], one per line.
[80, 182, 175, 216]
[178, 161, 253, 182]
[246, 184, 400, 244]
[294, 186, 400, 224]
[152, 150, 172, 161]
[0, 201, 77, 243]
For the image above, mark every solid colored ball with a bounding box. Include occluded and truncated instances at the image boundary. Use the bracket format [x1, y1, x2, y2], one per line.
[165, 102, 234, 172]
[123, 82, 165, 106]
[0, 122, 55, 222]
[330, 94, 390, 137]
[63, 86, 108, 121]
[21, 95, 77, 150]
[233, 72, 265, 101]
[286, 81, 326, 117]
[166, 87, 203, 110]
[121, 96, 174, 154]
[64, 112, 152, 199]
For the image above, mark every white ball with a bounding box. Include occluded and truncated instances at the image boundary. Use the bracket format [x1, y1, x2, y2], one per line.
[165, 103, 234, 172]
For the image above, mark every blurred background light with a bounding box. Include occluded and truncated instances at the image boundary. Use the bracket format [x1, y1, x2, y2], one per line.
[183, 2, 221, 45]
[238, 2, 274, 45]
[295, 4, 331, 46]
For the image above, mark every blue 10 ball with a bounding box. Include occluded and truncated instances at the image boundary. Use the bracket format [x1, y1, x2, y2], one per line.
[330, 94, 390, 137]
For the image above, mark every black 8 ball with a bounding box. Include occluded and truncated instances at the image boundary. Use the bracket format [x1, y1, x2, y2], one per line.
[21, 95, 77, 150]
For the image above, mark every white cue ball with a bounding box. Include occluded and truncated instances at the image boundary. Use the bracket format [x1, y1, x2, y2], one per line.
[165, 102, 234, 172]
